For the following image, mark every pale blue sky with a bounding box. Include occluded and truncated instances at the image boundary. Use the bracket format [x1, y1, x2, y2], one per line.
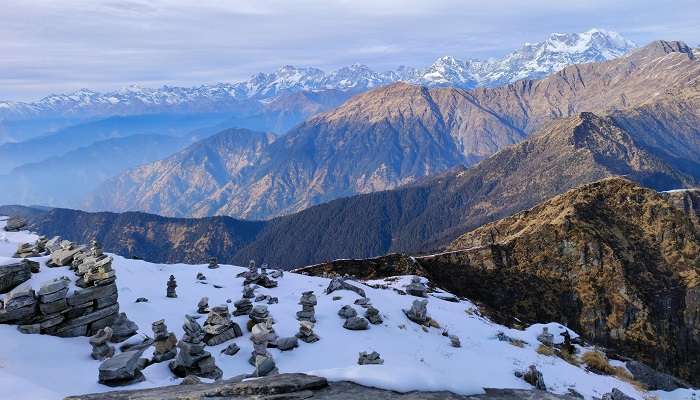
[2, 0, 699, 101]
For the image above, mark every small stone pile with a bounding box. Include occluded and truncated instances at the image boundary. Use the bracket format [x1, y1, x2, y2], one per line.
[338, 305, 369, 330]
[76, 243, 116, 288]
[98, 349, 146, 387]
[166, 275, 177, 298]
[169, 315, 222, 379]
[296, 291, 317, 322]
[151, 319, 177, 363]
[207, 257, 219, 269]
[197, 297, 209, 314]
[358, 351, 384, 365]
[249, 321, 277, 377]
[110, 312, 139, 343]
[233, 298, 253, 316]
[403, 299, 429, 325]
[516, 365, 546, 391]
[13, 236, 47, 258]
[296, 320, 319, 343]
[203, 304, 242, 346]
[405, 276, 428, 297]
[48, 240, 84, 267]
[242, 284, 255, 299]
[90, 326, 115, 360]
[249, 305, 271, 325]
[537, 327, 554, 346]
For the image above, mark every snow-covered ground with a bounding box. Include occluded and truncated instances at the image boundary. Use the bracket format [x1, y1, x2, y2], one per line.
[0, 217, 694, 400]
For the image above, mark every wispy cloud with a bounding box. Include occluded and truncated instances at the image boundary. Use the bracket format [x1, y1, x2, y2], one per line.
[2, 0, 699, 101]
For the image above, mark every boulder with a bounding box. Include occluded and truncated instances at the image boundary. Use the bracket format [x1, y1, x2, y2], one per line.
[0, 261, 31, 293]
[338, 305, 357, 319]
[625, 361, 690, 391]
[343, 316, 369, 330]
[3, 217, 27, 232]
[276, 337, 299, 351]
[358, 351, 384, 365]
[98, 350, 145, 387]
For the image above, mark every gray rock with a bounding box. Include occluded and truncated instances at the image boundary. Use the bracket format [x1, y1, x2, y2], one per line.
[325, 277, 366, 298]
[276, 337, 299, 351]
[98, 350, 145, 387]
[403, 299, 429, 325]
[17, 323, 41, 334]
[135, 297, 149, 303]
[358, 351, 384, 365]
[68, 283, 117, 306]
[221, 343, 240, 356]
[197, 297, 209, 314]
[180, 375, 201, 385]
[90, 327, 116, 360]
[296, 320, 320, 343]
[3, 216, 27, 232]
[233, 298, 253, 316]
[51, 303, 119, 337]
[338, 305, 357, 319]
[38, 277, 70, 297]
[343, 316, 369, 330]
[4, 282, 36, 310]
[405, 276, 428, 297]
[0, 261, 31, 293]
[449, 335, 461, 348]
[601, 388, 634, 400]
[625, 361, 690, 391]
[365, 306, 383, 325]
[537, 327, 554, 346]
[166, 275, 177, 298]
[517, 365, 546, 391]
[110, 312, 139, 343]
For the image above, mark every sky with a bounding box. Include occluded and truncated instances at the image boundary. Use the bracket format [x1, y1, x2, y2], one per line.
[2, 0, 699, 101]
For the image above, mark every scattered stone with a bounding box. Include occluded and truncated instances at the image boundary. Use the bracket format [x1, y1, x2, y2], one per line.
[276, 336, 299, 351]
[601, 388, 635, 400]
[213, 284, 223, 289]
[196, 272, 206, 281]
[537, 327, 554, 346]
[404, 276, 428, 297]
[169, 315, 223, 380]
[221, 343, 240, 356]
[365, 306, 383, 325]
[254, 294, 271, 303]
[267, 297, 278, 305]
[449, 334, 461, 348]
[296, 291, 317, 322]
[23, 258, 40, 273]
[343, 316, 369, 330]
[197, 297, 209, 314]
[203, 304, 242, 346]
[90, 327, 116, 360]
[135, 297, 149, 303]
[358, 351, 384, 365]
[98, 349, 145, 387]
[110, 312, 139, 343]
[166, 275, 177, 298]
[338, 305, 357, 319]
[403, 299, 429, 325]
[332, 296, 342, 301]
[233, 298, 253, 317]
[119, 335, 154, 352]
[516, 365, 546, 391]
[325, 277, 366, 298]
[296, 320, 320, 343]
[207, 257, 219, 269]
[354, 298, 371, 308]
[151, 319, 177, 363]
[180, 375, 201, 385]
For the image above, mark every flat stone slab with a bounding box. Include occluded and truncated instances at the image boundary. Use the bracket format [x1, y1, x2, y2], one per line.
[0, 261, 31, 293]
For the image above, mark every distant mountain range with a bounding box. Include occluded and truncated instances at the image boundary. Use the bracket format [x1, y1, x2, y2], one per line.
[0, 28, 634, 123]
[87, 40, 699, 220]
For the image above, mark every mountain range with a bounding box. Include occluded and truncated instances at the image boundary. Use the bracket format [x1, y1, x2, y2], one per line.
[87, 40, 699, 220]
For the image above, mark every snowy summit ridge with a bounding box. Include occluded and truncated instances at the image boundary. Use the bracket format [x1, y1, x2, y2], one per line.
[0, 29, 635, 120]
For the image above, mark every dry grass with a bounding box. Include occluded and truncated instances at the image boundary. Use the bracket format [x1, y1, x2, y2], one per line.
[582, 351, 616, 375]
[536, 344, 556, 356]
[558, 347, 580, 366]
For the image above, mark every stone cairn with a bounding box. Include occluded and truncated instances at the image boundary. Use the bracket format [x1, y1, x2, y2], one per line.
[169, 315, 222, 380]
[13, 235, 47, 258]
[89, 326, 115, 360]
[358, 351, 384, 365]
[296, 291, 317, 322]
[233, 298, 253, 317]
[1, 238, 120, 338]
[196, 272, 206, 281]
[403, 299, 429, 325]
[339, 305, 369, 330]
[197, 297, 209, 314]
[296, 320, 320, 343]
[405, 276, 428, 297]
[110, 312, 139, 343]
[537, 327, 554, 346]
[166, 275, 177, 298]
[249, 320, 277, 377]
[203, 304, 242, 346]
[151, 319, 177, 363]
[242, 284, 256, 299]
[208, 257, 219, 269]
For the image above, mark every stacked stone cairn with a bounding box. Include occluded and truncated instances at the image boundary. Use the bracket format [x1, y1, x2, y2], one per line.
[166, 275, 177, 298]
[110, 312, 139, 343]
[197, 297, 209, 314]
[203, 304, 242, 345]
[151, 319, 177, 363]
[405, 276, 428, 297]
[1, 238, 121, 338]
[233, 298, 253, 317]
[242, 284, 255, 299]
[249, 320, 278, 377]
[207, 257, 219, 269]
[245, 268, 278, 289]
[358, 351, 384, 365]
[296, 291, 317, 322]
[13, 236, 47, 258]
[169, 315, 222, 379]
[403, 299, 429, 326]
[296, 320, 320, 343]
[90, 326, 116, 360]
[237, 260, 259, 279]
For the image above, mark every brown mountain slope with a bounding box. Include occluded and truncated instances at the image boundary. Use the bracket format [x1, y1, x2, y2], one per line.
[299, 178, 700, 384]
[88, 40, 700, 219]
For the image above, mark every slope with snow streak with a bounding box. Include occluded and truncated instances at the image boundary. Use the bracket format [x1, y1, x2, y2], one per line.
[0, 219, 683, 400]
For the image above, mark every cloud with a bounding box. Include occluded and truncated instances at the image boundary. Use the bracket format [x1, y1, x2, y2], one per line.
[1, 0, 699, 101]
